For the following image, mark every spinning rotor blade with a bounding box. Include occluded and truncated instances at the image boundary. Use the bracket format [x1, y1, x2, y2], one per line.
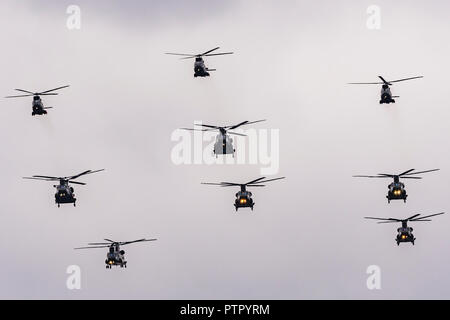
[364, 217, 401, 222]
[14, 89, 35, 95]
[74, 245, 111, 250]
[227, 119, 266, 130]
[403, 169, 440, 176]
[411, 212, 445, 221]
[194, 124, 221, 129]
[406, 214, 422, 221]
[5, 94, 34, 98]
[246, 184, 266, 187]
[38, 85, 70, 94]
[353, 175, 391, 178]
[246, 177, 267, 185]
[201, 47, 220, 56]
[254, 177, 286, 184]
[104, 239, 115, 243]
[398, 169, 416, 176]
[203, 52, 234, 57]
[228, 131, 247, 137]
[348, 82, 384, 85]
[378, 76, 390, 85]
[389, 76, 423, 83]
[68, 181, 86, 185]
[400, 177, 422, 179]
[120, 238, 157, 246]
[23, 177, 56, 182]
[88, 242, 112, 245]
[181, 128, 216, 132]
[69, 169, 105, 180]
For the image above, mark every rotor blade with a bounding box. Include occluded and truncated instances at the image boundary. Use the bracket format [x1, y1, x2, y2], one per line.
[411, 212, 445, 221]
[69, 169, 105, 180]
[32, 175, 60, 179]
[245, 177, 266, 185]
[406, 214, 422, 221]
[398, 169, 415, 176]
[74, 245, 110, 250]
[227, 121, 249, 130]
[378, 76, 390, 85]
[68, 181, 86, 185]
[5, 94, 34, 98]
[120, 238, 157, 246]
[104, 239, 115, 243]
[179, 56, 197, 60]
[23, 177, 56, 181]
[364, 217, 401, 222]
[194, 124, 220, 129]
[38, 85, 70, 94]
[401, 177, 422, 179]
[165, 53, 197, 57]
[389, 76, 423, 83]
[181, 128, 216, 132]
[254, 177, 286, 184]
[14, 89, 35, 94]
[403, 169, 440, 176]
[409, 219, 432, 222]
[88, 243, 112, 246]
[377, 221, 401, 224]
[246, 184, 266, 187]
[201, 47, 220, 56]
[38, 93, 58, 96]
[203, 52, 234, 57]
[348, 82, 384, 85]
[353, 175, 390, 178]
[228, 131, 247, 137]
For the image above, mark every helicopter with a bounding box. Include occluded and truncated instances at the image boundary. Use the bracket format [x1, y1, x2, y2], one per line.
[365, 212, 444, 246]
[75, 238, 157, 269]
[5, 85, 70, 116]
[202, 177, 285, 211]
[165, 47, 233, 77]
[348, 76, 423, 104]
[181, 120, 266, 157]
[23, 169, 104, 207]
[353, 168, 439, 203]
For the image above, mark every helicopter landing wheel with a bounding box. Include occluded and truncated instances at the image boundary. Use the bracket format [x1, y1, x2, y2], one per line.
[73, 202, 76, 207]
[397, 242, 399, 246]
[57, 203, 60, 208]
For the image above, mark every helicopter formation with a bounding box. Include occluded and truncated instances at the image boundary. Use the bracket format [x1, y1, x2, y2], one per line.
[4, 44, 443, 273]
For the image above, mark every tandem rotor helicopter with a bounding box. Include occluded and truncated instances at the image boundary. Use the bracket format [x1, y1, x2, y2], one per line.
[182, 120, 266, 157]
[348, 76, 423, 104]
[5, 85, 69, 116]
[23, 169, 104, 207]
[353, 168, 439, 203]
[75, 238, 157, 269]
[166, 47, 233, 77]
[365, 212, 445, 246]
[202, 177, 285, 211]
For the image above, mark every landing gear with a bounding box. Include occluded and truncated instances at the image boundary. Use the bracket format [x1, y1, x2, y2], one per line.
[397, 241, 400, 246]
[57, 203, 60, 208]
[73, 202, 76, 207]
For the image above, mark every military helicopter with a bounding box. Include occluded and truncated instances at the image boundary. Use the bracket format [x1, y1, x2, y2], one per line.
[202, 177, 285, 211]
[365, 212, 444, 246]
[165, 47, 233, 77]
[23, 169, 104, 207]
[348, 76, 423, 104]
[75, 238, 157, 269]
[353, 168, 439, 203]
[5, 85, 69, 116]
[182, 120, 266, 157]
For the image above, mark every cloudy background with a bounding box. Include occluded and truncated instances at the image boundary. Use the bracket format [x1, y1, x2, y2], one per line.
[0, 0, 449, 299]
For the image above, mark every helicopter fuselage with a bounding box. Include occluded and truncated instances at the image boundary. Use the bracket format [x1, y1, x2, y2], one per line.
[54, 180, 76, 207]
[396, 226, 415, 245]
[32, 96, 48, 116]
[105, 244, 127, 268]
[234, 190, 254, 211]
[214, 133, 235, 157]
[194, 58, 211, 77]
[380, 85, 396, 104]
[387, 182, 407, 203]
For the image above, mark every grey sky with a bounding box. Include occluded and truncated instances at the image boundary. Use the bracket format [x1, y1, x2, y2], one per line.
[1, 0, 450, 299]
